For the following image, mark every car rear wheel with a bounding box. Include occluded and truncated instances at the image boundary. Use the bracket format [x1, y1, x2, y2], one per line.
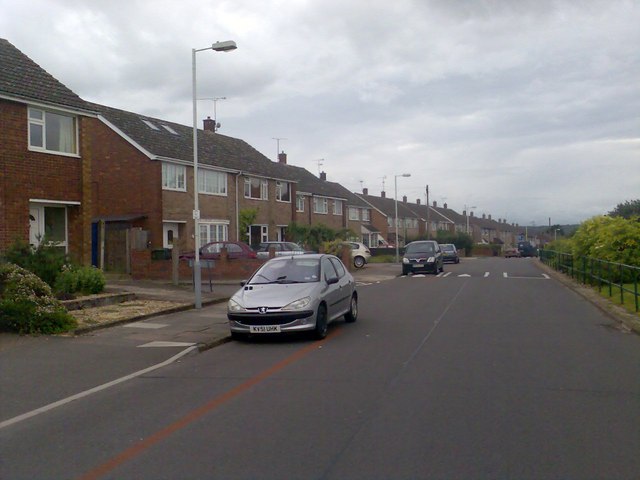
[353, 256, 365, 268]
[344, 294, 358, 323]
[314, 304, 328, 339]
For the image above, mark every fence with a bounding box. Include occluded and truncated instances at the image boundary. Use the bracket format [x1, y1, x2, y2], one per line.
[539, 250, 640, 312]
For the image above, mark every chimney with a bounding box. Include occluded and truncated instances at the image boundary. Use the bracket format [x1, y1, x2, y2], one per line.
[470, 211, 474, 217]
[278, 151, 287, 164]
[403, 195, 407, 203]
[416, 199, 421, 205]
[363, 187, 368, 195]
[320, 171, 327, 181]
[432, 201, 437, 207]
[444, 202, 448, 209]
[203, 116, 216, 132]
[381, 191, 386, 198]
[463, 210, 467, 216]
[488, 214, 492, 221]
[482, 213, 486, 219]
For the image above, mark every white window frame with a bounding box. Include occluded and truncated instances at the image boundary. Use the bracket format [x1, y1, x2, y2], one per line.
[199, 221, 229, 247]
[244, 177, 268, 200]
[28, 107, 78, 156]
[333, 200, 343, 216]
[198, 169, 227, 196]
[162, 163, 186, 191]
[29, 203, 70, 252]
[348, 207, 359, 221]
[362, 208, 370, 222]
[296, 195, 305, 212]
[313, 197, 328, 214]
[276, 181, 291, 202]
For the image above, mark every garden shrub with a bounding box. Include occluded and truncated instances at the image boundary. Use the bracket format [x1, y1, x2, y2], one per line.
[0, 263, 77, 334]
[2, 238, 67, 287]
[55, 265, 105, 296]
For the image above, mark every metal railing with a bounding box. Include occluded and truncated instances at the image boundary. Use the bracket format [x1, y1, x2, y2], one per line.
[539, 250, 640, 312]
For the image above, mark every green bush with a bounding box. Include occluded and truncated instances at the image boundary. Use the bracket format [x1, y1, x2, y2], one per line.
[55, 265, 105, 296]
[2, 238, 67, 287]
[572, 216, 640, 266]
[0, 263, 77, 334]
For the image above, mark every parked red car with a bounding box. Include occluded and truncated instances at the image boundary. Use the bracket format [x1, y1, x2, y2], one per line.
[180, 241, 257, 260]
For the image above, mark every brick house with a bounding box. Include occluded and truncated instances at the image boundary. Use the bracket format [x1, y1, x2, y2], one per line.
[0, 38, 96, 264]
[357, 189, 422, 246]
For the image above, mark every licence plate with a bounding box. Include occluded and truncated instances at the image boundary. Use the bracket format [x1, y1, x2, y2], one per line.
[414, 263, 423, 268]
[250, 325, 281, 333]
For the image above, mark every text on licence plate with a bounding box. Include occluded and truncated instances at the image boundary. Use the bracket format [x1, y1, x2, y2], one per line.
[250, 325, 281, 333]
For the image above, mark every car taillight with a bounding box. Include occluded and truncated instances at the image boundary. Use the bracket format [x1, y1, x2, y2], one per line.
[248, 252, 257, 258]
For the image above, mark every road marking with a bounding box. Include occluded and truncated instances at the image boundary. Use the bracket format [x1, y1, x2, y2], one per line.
[484, 272, 490, 277]
[138, 341, 196, 348]
[458, 274, 471, 277]
[442, 272, 452, 277]
[76, 329, 343, 480]
[503, 272, 508, 278]
[503, 272, 551, 280]
[0, 346, 198, 430]
[124, 322, 168, 329]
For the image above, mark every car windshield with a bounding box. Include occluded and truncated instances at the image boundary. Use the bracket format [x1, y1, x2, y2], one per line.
[405, 243, 435, 254]
[441, 245, 454, 252]
[249, 258, 320, 284]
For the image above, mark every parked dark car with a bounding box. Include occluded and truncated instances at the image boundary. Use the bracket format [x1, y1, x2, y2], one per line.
[402, 240, 444, 275]
[517, 241, 537, 258]
[180, 241, 257, 260]
[439, 243, 460, 264]
[227, 254, 357, 339]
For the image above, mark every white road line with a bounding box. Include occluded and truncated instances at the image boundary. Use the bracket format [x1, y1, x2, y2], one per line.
[138, 341, 196, 348]
[0, 346, 198, 430]
[542, 274, 550, 279]
[124, 322, 168, 329]
[458, 274, 471, 277]
[503, 272, 508, 278]
[484, 272, 490, 277]
[442, 272, 452, 277]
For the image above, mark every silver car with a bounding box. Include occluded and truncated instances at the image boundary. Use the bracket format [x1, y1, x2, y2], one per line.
[227, 254, 358, 339]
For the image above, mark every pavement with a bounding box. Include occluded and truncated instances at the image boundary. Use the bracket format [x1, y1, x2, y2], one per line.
[0, 262, 401, 353]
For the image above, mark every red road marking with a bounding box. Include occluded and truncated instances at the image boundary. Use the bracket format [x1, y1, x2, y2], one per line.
[77, 328, 342, 480]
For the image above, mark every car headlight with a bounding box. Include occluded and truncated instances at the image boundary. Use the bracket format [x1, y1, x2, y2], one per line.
[427, 257, 435, 263]
[402, 257, 410, 264]
[228, 298, 246, 312]
[282, 296, 311, 311]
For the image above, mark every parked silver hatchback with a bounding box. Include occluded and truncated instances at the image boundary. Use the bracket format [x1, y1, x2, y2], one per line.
[227, 254, 358, 340]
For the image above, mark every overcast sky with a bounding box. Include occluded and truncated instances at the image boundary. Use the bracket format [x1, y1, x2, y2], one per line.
[3, 0, 638, 226]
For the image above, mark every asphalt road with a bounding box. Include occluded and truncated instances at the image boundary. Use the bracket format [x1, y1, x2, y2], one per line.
[2, 258, 639, 479]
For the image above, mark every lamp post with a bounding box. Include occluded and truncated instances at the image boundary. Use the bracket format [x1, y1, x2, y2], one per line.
[192, 40, 237, 309]
[464, 204, 476, 236]
[394, 173, 411, 263]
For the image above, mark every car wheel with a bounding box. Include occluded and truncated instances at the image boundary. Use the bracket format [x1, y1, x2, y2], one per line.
[402, 265, 410, 276]
[314, 304, 328, 339]
[353, 256, 365, 268]
[439, 263, 444, 273]
[344, 294, 358, 323]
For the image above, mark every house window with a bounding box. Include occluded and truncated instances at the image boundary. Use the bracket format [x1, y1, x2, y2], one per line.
[29, 204, 67, 251]
[28, 107, 77, 154]
[349, 207, 359, 221]
[162, 163, 186, 191]
[313, 197, 328, 214]
[362, 209, 370, 222]
[276, 181, 291, 202]
[387, 217, 393, 227]
[199, 222, 229, 247]
[333, 200, 343, 216]
[296, 195, 304, 212]
[244, 177, 268, 200]
[198, 170, 227, 195]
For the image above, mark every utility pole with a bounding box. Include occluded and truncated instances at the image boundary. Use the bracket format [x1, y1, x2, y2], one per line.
[425, 185, 430, 239]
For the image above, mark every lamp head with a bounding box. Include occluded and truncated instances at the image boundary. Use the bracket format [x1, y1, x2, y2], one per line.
[211, 40, 237, 52]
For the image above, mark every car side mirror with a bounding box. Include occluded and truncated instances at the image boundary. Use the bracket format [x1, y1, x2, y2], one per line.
[326, 276, 339, 285]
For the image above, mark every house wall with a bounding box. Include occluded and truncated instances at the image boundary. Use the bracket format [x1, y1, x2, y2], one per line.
[0, 99, 88, 263]
[239, 178, 296, 241]
[87, 118, 164, 249]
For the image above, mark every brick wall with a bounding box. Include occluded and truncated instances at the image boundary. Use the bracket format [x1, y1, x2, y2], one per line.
[0, 99, 87, 262]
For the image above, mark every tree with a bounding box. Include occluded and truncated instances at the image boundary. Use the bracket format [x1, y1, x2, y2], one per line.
[572, 215, 640, 266]
[608, 199, 640, 219]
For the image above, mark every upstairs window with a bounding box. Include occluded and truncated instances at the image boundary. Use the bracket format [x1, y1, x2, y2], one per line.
[28, 107, 77, 155]
[244, 177, 268, 200]
[199, 170, 227, 195]
[162, 163, 186, 191]
[313, 197, 328, 214]
[333, 200, 343, 216]
[276, 181, 291, 202]
[349, 207, 359, 221]
[362, 209, 370, 221]
[296, 195, 305, 212]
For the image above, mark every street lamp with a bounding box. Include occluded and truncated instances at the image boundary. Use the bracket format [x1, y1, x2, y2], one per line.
[464, 204, 476, 235]
[394, 173, 411, 263]
[193, 40, 237, 309]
